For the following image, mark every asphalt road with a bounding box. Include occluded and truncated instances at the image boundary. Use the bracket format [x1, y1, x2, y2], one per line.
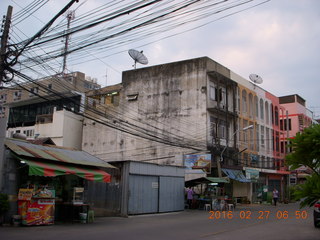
[1, 202, 319, 240]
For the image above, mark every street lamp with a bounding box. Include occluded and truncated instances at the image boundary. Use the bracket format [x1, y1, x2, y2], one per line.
[217, 124, 254, 177]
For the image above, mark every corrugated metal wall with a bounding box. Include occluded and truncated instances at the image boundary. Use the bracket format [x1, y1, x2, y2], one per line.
[159, 176, 184, 212]
[128, 175, 159, 214]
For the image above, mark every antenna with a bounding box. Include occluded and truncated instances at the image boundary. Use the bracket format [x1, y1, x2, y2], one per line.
[62, 10, 75, 75]
[249, 74, 263, 89]
[128, 49, 148, 69]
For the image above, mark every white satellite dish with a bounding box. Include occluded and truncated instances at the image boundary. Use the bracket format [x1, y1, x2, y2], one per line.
[128, 49, 148, 69]
[249, 74, 263, 84]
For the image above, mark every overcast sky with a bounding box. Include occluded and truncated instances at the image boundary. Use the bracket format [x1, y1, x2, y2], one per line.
[1, 0, 319, 118]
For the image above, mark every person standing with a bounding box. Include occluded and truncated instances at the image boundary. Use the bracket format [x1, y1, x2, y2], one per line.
[272, 188, 279, 206]
[186, 187, 194, 209]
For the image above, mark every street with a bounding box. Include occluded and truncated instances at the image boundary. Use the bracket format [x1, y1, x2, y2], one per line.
[0, 202, 319, 240]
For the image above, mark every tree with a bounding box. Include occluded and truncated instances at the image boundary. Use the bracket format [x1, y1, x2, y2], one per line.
[286, 124, 320, 207]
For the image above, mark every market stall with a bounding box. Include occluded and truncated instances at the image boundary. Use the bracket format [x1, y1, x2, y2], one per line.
[4, 138, 115, 225]
[185, 177, 232, 210]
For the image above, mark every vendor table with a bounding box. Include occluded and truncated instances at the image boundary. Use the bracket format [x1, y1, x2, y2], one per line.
[56, 203, 89, 223]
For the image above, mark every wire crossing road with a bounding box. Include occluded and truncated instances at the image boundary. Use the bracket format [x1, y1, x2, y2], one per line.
[0, 202, 319, 240]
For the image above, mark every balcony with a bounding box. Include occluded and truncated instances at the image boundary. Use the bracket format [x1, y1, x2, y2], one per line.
[36, 114, 53, 124]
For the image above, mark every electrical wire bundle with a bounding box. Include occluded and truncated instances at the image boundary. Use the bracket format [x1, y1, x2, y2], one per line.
[2, 0, 271, 161]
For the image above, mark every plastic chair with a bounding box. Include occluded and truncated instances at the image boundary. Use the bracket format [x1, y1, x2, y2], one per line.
[204, 204, 211, 211]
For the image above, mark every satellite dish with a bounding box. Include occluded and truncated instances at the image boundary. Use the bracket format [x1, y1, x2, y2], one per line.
[128, 49, 148, 69]
[249, 74, 263, 84]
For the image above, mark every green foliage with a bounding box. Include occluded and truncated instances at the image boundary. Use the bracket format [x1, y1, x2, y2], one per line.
[291, 174, 320, 208]
[286, 124, 320, 173]
[286, 125, 320, 208]
[0, 193, 10, 214]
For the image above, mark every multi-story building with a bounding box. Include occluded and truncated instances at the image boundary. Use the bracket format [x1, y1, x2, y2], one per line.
[82, 57, 297, 202]
[279, 94, 314, 185]
[0, 72, 100, 149]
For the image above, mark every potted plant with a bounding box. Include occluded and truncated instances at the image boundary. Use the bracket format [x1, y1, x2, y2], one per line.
[0, 193, 10, 225]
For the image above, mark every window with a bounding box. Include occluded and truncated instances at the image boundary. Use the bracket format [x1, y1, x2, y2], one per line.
[248, 93, 253, 118]
[219, 87, 226, 108]
[266, 128, 270, 152]
[242, 90, 247, 113]
[249, 125, 254, 150]
[30, 87, 39, 97]
[254, 96, 259, 118]
[14, 90, 22, 100]
[218, 121, 227, 139]
[47, 84, 52, 93]
[260, 126, 265, 148]
[280, 118, 292, 131]
[275, 107, 279, 126]
[0, 94, 7, 103]
[210, 85, 218, 101]
[271, 104, 274, 124]
[275, 132, 280, 152]
[256, 124, 259, 151]
[265, 102, 269, 124]
[260, 99, 264, 120]
[126, 93, 138, 101]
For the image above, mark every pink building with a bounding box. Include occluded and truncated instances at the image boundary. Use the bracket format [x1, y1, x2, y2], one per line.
[279, 94, 313, 143]
[279, 94, 313, 184]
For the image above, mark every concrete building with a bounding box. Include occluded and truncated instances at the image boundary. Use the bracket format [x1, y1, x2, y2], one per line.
[0, 72, 100, 149]
[279, 94, 314, 185]
[82, 57, 314, 203]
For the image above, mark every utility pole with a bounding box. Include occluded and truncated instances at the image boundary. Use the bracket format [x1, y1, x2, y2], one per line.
[62, 10, 75, 75]
[0, 5, 13, 192]
[0, 5, 13, 84]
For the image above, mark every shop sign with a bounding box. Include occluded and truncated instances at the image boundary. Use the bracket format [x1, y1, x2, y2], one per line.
[184, 154, 211, 174]
[18, 189, 34, 201]
[245, 168, 259, 182]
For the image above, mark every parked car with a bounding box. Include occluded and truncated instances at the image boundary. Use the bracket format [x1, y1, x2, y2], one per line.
[314, 200, 320, 228]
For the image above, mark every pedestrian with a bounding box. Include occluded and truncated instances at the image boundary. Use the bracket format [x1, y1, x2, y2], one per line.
[186, 187, 194, 209]
[272, 188, 279, 206]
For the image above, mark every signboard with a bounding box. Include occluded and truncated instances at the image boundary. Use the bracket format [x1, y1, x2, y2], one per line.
[18, 189, 34, 201]
[245, 168, 259, 182]
[26, 199, 55, 225]
[184, 154, 211, 174]
[289, 173, 297, 185]
[250, 154, 259, 163]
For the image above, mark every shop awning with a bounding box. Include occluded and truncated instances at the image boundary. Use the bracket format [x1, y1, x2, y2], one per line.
[185, 177, 229, 187]
[222, 169, 251, 183]
[5, 138, 116, 169]
[17, 156, 111, 183]
[5, 138, 114, 183]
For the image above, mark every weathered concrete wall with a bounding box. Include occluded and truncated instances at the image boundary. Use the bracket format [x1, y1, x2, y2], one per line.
[83, 57, 212, 166]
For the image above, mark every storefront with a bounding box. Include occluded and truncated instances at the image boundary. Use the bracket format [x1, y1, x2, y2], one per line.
[1, 138, 115, 225]
[185, 177, 231, 209]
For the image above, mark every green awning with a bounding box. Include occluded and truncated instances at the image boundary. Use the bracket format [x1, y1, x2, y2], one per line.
[185, 177, 229, 187]
[19, 157, 111, 183]
[205, 177, 230, 183]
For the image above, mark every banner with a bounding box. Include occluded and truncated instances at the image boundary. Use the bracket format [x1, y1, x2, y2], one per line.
[245, 168, 259, 182]
[184, 154, 211, 174]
